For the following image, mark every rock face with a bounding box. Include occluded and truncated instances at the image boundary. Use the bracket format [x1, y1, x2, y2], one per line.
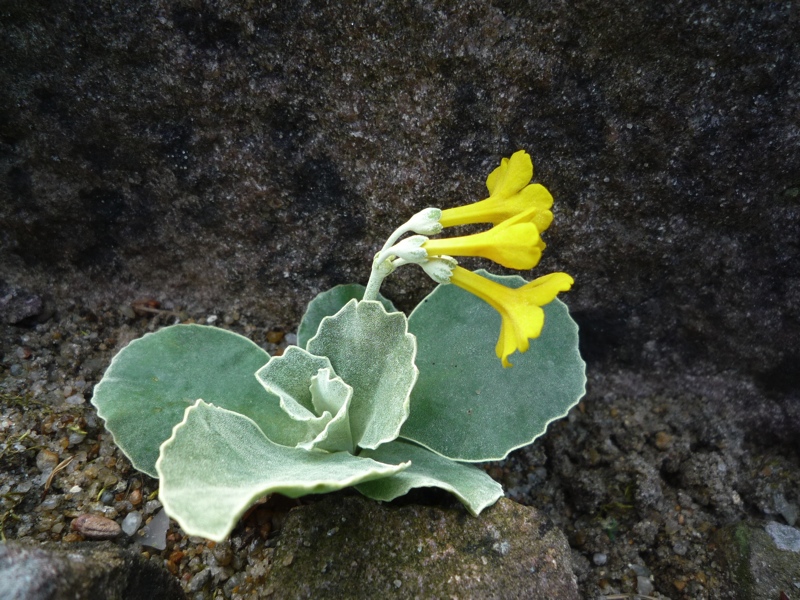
[0, 540, 185, 600]
[265, 495, 579, 599]
[2, 1, 797, 390]
[715, 521, 800, 600]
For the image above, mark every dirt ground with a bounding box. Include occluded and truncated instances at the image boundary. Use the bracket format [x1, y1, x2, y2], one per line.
[1, 297, 798, 599]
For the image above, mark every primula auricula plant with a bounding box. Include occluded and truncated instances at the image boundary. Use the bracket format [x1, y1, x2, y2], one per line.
[92, 150, 586, 542]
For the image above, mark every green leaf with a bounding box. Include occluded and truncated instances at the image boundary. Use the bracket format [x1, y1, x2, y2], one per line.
[255, 346, 356, 453]
[156, 400, 409, 541]
[307, 300, 418, 450]
[297, 284, 396, 349]
[401, 271, 586, 462]
[92, 324, 297, 477]
[306, 368, 355, 453]
[255, 346, 336, 444]
[356, 440, 504, 516]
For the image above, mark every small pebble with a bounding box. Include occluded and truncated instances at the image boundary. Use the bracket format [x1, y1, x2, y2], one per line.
[491, 541, 510, 556]
[223, 572, 247, 597]
[36, 449, 59, 473]
[654, 431, 673, 450]
[188, 567, 212, 592]
[71, 513, 121, 539]
[121, 511, 143, 536]
[39, 496, 61, 510]
[65, 393, 85, 405]
[213, 542, 233, 566]
[592, 552, 607, 566]
[139, 508, 169, 550]
[100, 490, 115, 505]
[15, 480, 32, 494]
[266, 330, 284, 344]
[284, 333, 298, 345]
[638, 575, 654, 596]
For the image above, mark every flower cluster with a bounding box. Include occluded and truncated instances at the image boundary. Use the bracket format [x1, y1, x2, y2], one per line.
[364, 150, 573, 367]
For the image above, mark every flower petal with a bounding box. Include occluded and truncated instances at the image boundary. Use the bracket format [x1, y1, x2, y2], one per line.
[486, 150, 533, 198]
[485, 158, 508, 196]
[449, 268, 574, 367]
[519, 272, 575, 305]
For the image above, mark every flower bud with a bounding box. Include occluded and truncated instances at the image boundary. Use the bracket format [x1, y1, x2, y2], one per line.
[420, 256, 458, 285]
[406, 208, 443, 235]
[386, 235, 429, 264]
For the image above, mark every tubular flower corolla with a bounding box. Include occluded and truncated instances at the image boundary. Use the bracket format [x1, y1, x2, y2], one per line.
[439, 150, 554, 231]
[449, 267, 574, 367]
[423, 206, 546, 270]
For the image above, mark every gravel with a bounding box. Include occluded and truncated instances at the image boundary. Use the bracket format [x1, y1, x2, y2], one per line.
[2, 297, 799, 599]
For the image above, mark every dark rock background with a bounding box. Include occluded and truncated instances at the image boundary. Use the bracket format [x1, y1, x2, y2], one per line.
[3, 0, 797, 382]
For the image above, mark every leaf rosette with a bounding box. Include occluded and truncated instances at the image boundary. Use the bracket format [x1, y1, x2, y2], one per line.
[92, 149, 587, 542]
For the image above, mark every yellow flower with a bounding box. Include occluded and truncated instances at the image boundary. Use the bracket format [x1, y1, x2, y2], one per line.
[439, 150, 554, 232]
[449, 267, 574, 367]
[423, 206, 546, 270]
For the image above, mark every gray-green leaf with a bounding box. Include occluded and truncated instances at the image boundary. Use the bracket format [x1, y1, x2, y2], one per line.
[297, 284, 396, 349]
[255, 346, 356, 452]
[356, 440, 504, 516]
[156, 400, 409, 541]
[255, 346, 336, 445]
[92, 325, 291, 477]
[305, 367, 355, 453]
[307, 300, 417, 450]
[401, 271, 586, 462]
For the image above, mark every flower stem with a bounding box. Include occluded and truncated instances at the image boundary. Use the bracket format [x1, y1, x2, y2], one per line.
[363, 219, 417, 301]
[363, 267, 385, 302]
